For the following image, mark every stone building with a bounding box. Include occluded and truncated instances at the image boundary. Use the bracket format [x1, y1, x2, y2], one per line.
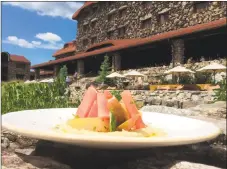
[1, 52, 31, 81]
[31, 1, 226, 78]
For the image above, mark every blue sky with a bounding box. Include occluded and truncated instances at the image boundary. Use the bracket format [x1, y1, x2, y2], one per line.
[2, 2, 84, 65]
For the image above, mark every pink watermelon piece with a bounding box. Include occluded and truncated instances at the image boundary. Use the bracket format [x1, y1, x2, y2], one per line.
[97, 92, 110, 117]
[104, 90, 113, 99]
[76, 86, 97, 118]
[121, 90, 146, 129]
[87, 100, 98, 117]
[121, 90, 137, 118]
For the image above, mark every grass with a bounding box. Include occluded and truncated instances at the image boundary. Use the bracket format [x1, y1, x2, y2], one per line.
[1, 66, 80, 114]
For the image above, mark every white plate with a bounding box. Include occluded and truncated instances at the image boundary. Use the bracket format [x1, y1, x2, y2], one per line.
[2, 108, 221, 149]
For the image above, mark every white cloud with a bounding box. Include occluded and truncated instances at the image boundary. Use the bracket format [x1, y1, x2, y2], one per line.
[4, 36, 34, 48]
[3, 33, 64, 50]
[3, 2, 84, 20]
[35, 32, 62, 43]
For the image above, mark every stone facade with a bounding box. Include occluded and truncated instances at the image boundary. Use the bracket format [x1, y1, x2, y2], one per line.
[76, 1, 226, 52]
[7, 61, 30, 81]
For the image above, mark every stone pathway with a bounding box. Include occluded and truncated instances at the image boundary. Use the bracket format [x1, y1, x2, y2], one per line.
[2, 104, 226, 169]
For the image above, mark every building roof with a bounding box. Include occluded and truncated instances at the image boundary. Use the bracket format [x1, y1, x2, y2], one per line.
[72, 2, 97, 20]
[10, 55, 31, 63]
[53, 41, 76, 57]
[31, 18, 226, 69]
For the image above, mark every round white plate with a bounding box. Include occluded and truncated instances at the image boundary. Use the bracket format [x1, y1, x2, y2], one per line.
[2, 108, 221, 149]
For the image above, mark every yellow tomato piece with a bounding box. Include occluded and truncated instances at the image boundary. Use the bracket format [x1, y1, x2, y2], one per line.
[67, 117, 109, 132]
[107, 97, 129, 125]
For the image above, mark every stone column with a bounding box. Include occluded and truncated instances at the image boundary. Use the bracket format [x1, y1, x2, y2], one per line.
[171, 39, 185, 67]
[35, 69, 40, 80]
[54, 65, 60, 77]
[77, 59, 84, 75]
[112, 53, 121, 71]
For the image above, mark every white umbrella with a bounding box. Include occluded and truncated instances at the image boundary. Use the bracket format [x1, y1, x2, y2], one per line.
[106, 72, 125, 78]
[164, 66, 195, 74]
[164, 66, 195, 83]
[197, 63, 226, 83]
[124, 70, 145, 77]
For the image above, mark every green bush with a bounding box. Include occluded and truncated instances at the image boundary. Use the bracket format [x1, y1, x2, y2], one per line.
[178, 75, 194, 84]
[194, 72, 212, 84]
[214, 77, 226, 101]
[1, 65, 79, 114]
[96, 55, 113, 84]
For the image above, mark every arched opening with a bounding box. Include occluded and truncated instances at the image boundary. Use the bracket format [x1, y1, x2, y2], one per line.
[1, 52, 10, 81]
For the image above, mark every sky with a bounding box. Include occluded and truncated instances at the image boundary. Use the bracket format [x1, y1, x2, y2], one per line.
[1, 2, 84, 65]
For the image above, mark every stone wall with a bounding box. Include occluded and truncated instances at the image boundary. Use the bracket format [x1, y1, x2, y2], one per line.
[131, 90, 215, 109]
[7, 61, 30, 81]
[76, 1, 226, 52]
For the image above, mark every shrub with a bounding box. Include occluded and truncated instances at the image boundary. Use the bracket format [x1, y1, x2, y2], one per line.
[178, 75, 194, 84]
[96, 55, 113, 84]
[194, 72, 212, 84]
[214, 77, 226, 101]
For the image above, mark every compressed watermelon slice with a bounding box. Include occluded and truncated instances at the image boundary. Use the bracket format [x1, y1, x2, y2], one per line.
[76, 86, 97, 118]
[97, 92, 110, 118]
[121, 90, 146, 129]
[104, 90, 113, 99]
[87, 100, 98, 117]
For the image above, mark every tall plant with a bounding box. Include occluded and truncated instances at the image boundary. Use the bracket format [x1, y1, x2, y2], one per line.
[96, 55, 112, 84]
[214, 77, 226, 101]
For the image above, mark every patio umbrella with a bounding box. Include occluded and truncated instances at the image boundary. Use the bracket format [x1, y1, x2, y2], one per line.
[196, 63, 226, 83]
[123, 70, 145, 77]
[164, 66, 195, 83]
[123, 70, 145, 85]
[106, 72, 125, 78]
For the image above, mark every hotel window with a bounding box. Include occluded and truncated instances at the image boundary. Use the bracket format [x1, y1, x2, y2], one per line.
[16, 63, 25, 69]
[141, 19, 151, 29]
[158, 12, 169, 25]
[107, 30, 114, 39]
[194, 2, 210, 13]
[118, 27, 126, 37]
[108, 13, 114, 22]
[119, 8, 127, 18]
[91, 20, 97, 28]
[91, 36, 97, 44]
[83, 39, 89, 46]
[107, 1, 114, 6]
[92, 5, 98, 14]
[83, 24, 89, 32]
[143, 1, 152, 8]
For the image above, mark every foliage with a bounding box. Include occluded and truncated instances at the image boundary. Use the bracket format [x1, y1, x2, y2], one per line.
[1, 65, 79, 114]
[178, 75, 194, 84]
[110, 90, 122, 101]
[96, 55, 112, 84]
[214, 77, 226, 101]
[159, 76, 171, 85]
[194, 72, 213, 84]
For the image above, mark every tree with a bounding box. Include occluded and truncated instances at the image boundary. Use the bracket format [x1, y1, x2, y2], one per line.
[96, 55, 112, 84]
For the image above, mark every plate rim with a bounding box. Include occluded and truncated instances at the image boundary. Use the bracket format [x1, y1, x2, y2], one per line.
[2, 108, 222, 147]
